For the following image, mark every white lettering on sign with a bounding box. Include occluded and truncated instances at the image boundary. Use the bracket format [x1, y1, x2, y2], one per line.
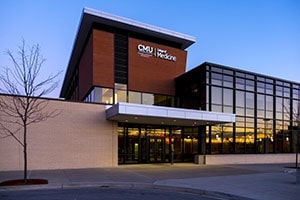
[137, 44, 177, 62]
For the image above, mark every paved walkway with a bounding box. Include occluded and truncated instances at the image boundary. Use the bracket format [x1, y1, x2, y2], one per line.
[0, 163, 299, 200]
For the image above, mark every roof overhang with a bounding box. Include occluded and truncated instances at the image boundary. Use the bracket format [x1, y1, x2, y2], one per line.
[60, 8, 196, 98]
[106, 103, 235, 126]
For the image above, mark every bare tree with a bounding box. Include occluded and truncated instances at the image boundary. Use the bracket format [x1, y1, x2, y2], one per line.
[0, 40, 61, 183]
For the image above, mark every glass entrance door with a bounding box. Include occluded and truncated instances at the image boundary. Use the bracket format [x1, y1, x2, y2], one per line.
[149, 137, 165, 162]
[118, 125, 200, 164]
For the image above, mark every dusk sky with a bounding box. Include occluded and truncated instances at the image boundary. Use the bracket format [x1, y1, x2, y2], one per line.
[0, 0, 299, 98]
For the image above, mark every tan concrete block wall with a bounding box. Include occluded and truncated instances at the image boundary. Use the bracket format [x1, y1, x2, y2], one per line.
[0, 98, 117, 171]
[195, 154, 296, 165]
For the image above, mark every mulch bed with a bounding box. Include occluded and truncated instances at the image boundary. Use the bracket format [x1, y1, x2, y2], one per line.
[0, 179, 48, 186]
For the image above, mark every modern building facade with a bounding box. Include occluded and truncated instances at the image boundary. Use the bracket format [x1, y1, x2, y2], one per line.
[176, 62, 300, 156]
[59, 8, 235, 164]
[1, 8, 298, 171]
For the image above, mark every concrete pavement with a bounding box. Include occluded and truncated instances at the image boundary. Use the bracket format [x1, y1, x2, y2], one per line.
[0, 163, 299, 200]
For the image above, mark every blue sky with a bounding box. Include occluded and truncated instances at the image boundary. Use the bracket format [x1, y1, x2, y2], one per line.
[0, 0, 299, 98]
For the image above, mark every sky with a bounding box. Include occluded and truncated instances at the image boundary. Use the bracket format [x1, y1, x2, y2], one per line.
[0, 0, 299, 98]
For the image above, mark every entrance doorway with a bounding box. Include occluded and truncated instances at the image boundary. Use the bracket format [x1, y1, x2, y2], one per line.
[149, 137, 165, 162]
[118, 124, 200, 164]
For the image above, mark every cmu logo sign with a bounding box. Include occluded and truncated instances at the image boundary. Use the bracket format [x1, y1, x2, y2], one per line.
[137, 44, 177, 62]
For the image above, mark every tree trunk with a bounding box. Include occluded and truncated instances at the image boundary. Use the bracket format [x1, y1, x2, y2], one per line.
[23, 125, 27, 183]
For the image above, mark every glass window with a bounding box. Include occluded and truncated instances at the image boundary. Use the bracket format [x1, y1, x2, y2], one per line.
[276, 86, 283, 96]
[87, 87, 113, 104]
[246, 92, 254, 108]
[276, 97, 283, 113]
[223, 88, 233, 106]
[223, 75, 233, 87]
[257, 76, 265, 82]
[276, 112, 283, 120]
[236, 72, 245, 78]
[236, 107, 245, 116]
[236, 90, 245, 107]
[293, 89, 299, 99]
[246, 108, 254, 117]
[266, 84, 273, 95]
[257, 82, 265, 93]
[212, 104, 222, 112]
[236, 78, 245, 90]
[224, 106, 233, 113]
[142, 93, 154, 105]
[293, 100, 300, 117]
[211, 73, 222, 86]
[223, 69, 233, 75]
[284, 87, 290, 98]
[102, 88, 113, 104]
[129, 91, 141, 104]
[257, 94, 265, 110]
[277, 81, 283, 86]
[211, 67, 223, 73]
[246, 74, 255, 80]
[257, 110, 265, 118]
[115, 89, 127, 103]
[212, 86, 222, 104]
[246, 80, 254, 91]
[245, 117, 254, 127]
[266, 95, 273, 111]
[115, 83, 127, 103]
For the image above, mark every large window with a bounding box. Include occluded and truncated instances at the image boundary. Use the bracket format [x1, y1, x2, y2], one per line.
[84, 87, 113, 104]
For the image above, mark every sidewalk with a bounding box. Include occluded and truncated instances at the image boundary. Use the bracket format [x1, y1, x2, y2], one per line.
[0, 163, 299, 200]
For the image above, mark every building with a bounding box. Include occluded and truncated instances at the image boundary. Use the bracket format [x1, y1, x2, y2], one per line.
[176, 62, 300, 156]
[59, 8, 235, 164]
[0, 8, 298, 171]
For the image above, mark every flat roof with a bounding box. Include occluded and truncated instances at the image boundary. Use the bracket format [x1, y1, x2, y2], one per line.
[60, 8, 196, 98]
[106, 102, 235, 126]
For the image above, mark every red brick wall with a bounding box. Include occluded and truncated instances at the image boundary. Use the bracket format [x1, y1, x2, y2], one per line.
[128, 38, 187, 95]
[93, 29, 114, 88]
[78, 30, 114, 100]
[78, 34, 93, 100]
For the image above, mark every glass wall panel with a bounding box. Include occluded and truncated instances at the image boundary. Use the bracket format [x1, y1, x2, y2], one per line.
[246, 80, 254, 91]
[223, 88, 233, 106]
[223, 75, 233, 87]
[276, 86, 283, 96]
[129, 91, 141, 104]
[284, 87, 290, 98]
[236, 91, 245, 107]
[212, 104, 222, 112]
[211, 73, 222, 86]
[183, 127, 199, 161]
[246, 92, 254, 108]
[142, 93, 154, 105]
[211, 125, 233, 154]
[266, 84, 273, 95]
[115, 83, 127, 103]
[257, 82, 265, 93]
[266, 95, 273, 110]
[236, 127, 245, 153]
[236, 78, 245, 90]
[211, 86, 222, 104]
[257, 94, 265, 110]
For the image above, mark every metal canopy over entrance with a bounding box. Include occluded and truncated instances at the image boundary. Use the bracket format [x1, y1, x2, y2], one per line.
[107, 103, 235, 164]
[106, 102, 236, 126]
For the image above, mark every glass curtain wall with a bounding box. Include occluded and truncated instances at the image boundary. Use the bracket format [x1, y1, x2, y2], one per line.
[203, 63, 299, 154]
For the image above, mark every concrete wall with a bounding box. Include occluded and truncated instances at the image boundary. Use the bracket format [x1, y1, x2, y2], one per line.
[0, 98, 118, 171]
[195, 154, 297, 165]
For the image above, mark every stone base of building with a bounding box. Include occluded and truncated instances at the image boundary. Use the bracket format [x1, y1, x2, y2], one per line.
[195, 154, 297, 165]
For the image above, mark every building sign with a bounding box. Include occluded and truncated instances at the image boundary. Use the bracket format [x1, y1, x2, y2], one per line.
[137, 44, 177, 62]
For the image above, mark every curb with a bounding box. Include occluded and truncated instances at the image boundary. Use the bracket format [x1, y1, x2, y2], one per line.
[0, 181, 254, 200]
